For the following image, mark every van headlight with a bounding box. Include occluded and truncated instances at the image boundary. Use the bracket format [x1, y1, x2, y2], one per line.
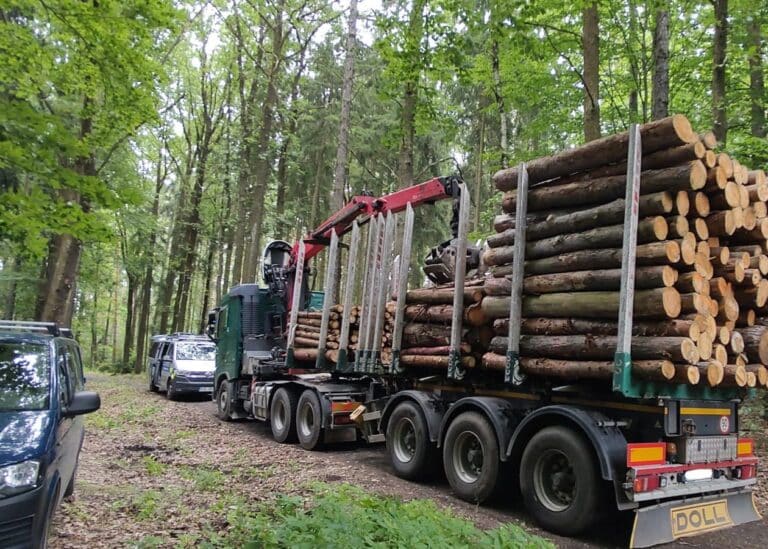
[0, 460, 40, 497]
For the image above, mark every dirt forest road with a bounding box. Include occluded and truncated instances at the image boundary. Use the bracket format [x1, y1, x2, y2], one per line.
[50, 372, 767, 548]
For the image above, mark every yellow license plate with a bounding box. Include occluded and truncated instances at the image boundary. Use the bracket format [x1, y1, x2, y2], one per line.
[670, 500, 733, 538]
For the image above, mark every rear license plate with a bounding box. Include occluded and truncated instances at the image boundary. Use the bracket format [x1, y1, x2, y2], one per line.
[198, 387, 213, 392]
[670, 499, 733, 538]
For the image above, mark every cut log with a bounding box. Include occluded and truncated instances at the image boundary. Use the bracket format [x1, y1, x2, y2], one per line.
[698, 361, 724, 387]
[676, 191, 691, 216]
[400, 354, 476, 369]
[493, 115, 696, 190]
[481, 287, 681, 320]
[669, 364, 701, 384]
[705, 210, 736, 237]
[489, 241, 681, 275]
[399, 344, 472, 355]
[740, 326, 768, 364]
[489, 335, 698, 363]
[745, 364, 768, 387]
[692, 192, 710, 216]
[720, 364, 747, 387]
[402, 323, 465, 347]
[486, 217, 668, 260]
[404, 287, 483, 305]
[517, 266, 677, 294]
[502, 162, 707, 212]
[700, 131, 717, 149]
[717, 153, 733, 178]
[493, 317, 699, 339]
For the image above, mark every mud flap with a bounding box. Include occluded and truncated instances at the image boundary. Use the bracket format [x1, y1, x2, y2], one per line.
[630, 490, 761, 548]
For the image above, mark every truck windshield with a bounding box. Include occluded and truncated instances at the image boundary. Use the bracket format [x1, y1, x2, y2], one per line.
[176, 342, 216, 361]
[0, 342, 51, 411]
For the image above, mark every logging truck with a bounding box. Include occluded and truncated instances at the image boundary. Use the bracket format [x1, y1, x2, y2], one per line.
[207, 118, 762, 547]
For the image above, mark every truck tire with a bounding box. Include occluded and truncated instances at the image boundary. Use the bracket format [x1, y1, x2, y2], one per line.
[385, 400, 437, 481]
[519, 426, 600, 535]
[296, 390, 324, 450]
[270, 388, 298, 443]
[216, 380, 234, 421]
[442, 411, 502, 503]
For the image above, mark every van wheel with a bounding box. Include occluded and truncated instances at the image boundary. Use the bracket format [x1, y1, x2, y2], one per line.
[386, 400, 437, 481]
[148, 372, 158, 393]
[166, 379, 177, 401]
[443, 411, 502, 504]
[519, 426, 599, 535]
[270, 388, 298, 443]
[296, 390, 323, 450]
[216, 381, 233, 421]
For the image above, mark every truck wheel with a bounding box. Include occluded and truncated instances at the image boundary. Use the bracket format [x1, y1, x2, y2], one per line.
[443, 411, 502, 503]
[270, 388, 298, 443]
[216, 380, 233, 421]
[296, 390, 324, 450]
[519, 426, 599, 535]
[386, 401, 437, 481]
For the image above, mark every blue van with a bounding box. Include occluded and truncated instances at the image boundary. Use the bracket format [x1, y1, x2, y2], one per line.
[0, 321, 100, 548]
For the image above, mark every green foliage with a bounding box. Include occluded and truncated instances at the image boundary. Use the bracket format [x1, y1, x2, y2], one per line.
[225, 483, 553, 549]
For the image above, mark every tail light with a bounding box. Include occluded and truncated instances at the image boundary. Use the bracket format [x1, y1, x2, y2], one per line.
[737, 438, 754, 457]
[627, 442, 667, 467]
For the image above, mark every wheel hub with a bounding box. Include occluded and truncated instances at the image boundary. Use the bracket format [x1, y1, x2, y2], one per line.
[453, 431, 484, 484]
[533, 449, 576, 511]
[392, 417, 417, 463]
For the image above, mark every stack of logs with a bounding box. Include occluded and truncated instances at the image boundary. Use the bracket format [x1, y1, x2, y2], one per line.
[291, 307, 358, 363]
[477, 114, 768, 389]
[386, 279, 488, 370]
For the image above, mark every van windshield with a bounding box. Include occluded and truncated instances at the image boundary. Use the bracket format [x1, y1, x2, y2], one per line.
[176, 342, 216, 361]
[0, 342, 51, 411]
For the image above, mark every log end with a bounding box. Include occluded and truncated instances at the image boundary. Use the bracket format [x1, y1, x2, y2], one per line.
[663, 287, 682, 318]
[689, 160, 707, 190]
[673, 114, 697, 145]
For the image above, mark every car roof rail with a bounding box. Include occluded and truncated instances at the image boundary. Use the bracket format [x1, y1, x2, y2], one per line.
[0, 320, 71, 337]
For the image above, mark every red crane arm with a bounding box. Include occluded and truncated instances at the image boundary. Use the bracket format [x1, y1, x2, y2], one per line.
[293, 177, 456, 263]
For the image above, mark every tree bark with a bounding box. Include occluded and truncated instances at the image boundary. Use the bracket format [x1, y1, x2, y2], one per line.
[489, 334, 698, 363]
[486, 217, 667, 262]
[712, 0, 728, 143]
[747, 17, 766, 138]
[488, 240, 680, 275]
[492, 115, 696, 190]
[480, 287, 681, 319]
[331, 0, 358, 212]
[652, 4, 670, 119]
[502, 161, 706, 212]
[582, 2, 601, 141]
[491, 38, 507, 168]
[493, 317, 697, 339]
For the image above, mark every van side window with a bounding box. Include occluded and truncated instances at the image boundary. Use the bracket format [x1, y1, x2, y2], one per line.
[164, 343, 175, 360]
[57, 347, 73, 405]
[149, 341, 159, 358]
[67, 344, 85, 391]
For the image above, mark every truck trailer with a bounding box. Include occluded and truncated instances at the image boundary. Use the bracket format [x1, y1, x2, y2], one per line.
[207, 123, 761, 547]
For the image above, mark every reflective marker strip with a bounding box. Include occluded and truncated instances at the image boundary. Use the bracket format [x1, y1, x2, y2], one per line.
[680, 407, 731, 416]
[737, 439, 754, 457]
[627, 443, 667, 466]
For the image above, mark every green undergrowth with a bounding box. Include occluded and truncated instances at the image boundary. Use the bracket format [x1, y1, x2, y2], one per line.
[216, 483, 552, 549]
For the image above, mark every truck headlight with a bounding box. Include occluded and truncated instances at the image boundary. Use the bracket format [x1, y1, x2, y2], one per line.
[0, 460, 40, 497]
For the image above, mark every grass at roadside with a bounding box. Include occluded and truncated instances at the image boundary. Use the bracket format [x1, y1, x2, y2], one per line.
[136, 483, 553, 549]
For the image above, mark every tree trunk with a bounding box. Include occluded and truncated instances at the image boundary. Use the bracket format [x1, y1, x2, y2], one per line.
[712, 0, 728, 143]
[485, 265, 676, 295]
[480, 287, 681, 319]
[747, 17, 766, 138]
[582, 2, 600, 141]
[493, 317, 697, 338]
[501, 161, 706, 212]
[400, 355, 476, 369]
[122, 274, 137, 366]
[488, 240, 681, 275]
[485, 217, 668, 261]
[2, 256, 20, 319]
[490, 334, 698, 363]
[397, 0, 426, 188]
[491, 38, 507, 168]
[331, 0, 358, 212]
[492, 115, 696, 190]
[651, 4, 670, 120]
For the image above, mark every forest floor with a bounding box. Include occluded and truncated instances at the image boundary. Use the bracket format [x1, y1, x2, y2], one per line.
[49, 372, 768, 548]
